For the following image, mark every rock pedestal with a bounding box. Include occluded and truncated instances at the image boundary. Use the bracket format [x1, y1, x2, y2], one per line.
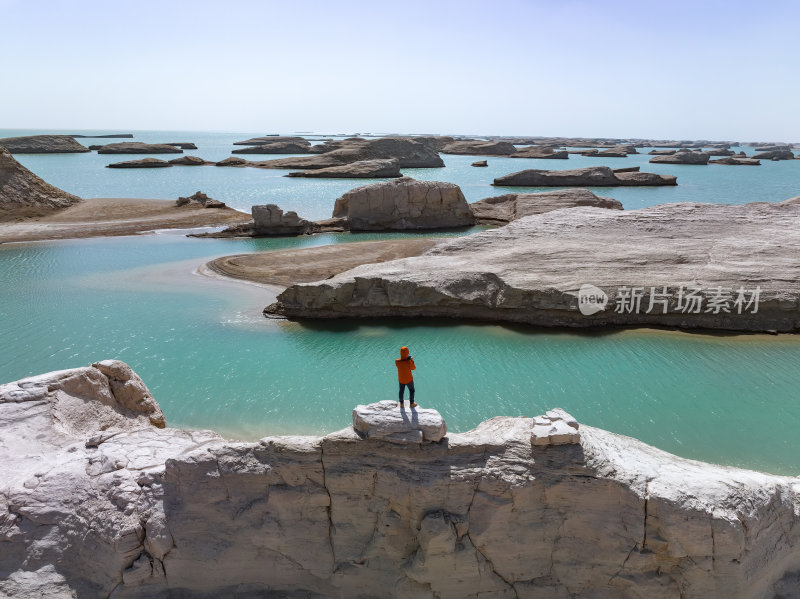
[252, 204, 311, 235]
[352, 400, 447, 443]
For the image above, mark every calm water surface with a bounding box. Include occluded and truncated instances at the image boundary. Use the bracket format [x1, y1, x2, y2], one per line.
[2, 129, 800, 474]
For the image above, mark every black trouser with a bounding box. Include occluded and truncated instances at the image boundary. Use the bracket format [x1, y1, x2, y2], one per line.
[399, 380, 415, 402]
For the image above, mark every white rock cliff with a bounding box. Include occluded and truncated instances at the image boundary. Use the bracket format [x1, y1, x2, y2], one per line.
[2, 363, 800, 598]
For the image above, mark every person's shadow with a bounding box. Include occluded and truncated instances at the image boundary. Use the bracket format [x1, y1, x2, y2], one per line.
[399, 405, 420, 426]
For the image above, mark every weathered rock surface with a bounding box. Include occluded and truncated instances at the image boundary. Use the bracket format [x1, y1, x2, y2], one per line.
[5, 363, 800, 598]
[215, 156, 247, 167]
[511, 147, 569, 159]
[707, 148, 735, 156]
[710, 157, 761, 166]
[232, 141, 311, 154]
[107, 158, 172, 168]
[0, 146, 82, 219]
[469, 188, 622, 225]
[753, 144, 792, 152]
[268, 200, 800, 332]
[440, 140, 517, 155]
[352, 401, 447, 443]
[494, 165, 677, 187]
[649, 150, 710, 165]
[168, 155, 211, 166]
[164, 142, 197, 150]
[176, 191, 225, 208]
[753, 149, 795, 160]
[0, 135, 90, 153]
[331, 177, 475, 230]
[471, 160, 488, 167]
[254, 137, 445, 169]
[286, 158, 402, 178]
[96, 142, 183, 154]
[252, 204, 312, 235]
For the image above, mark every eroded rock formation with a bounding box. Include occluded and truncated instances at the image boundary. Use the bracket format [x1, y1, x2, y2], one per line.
[0, 135, 90, 153]
[96, 143, 183, 154]
[331, 177, 475, 230]
[3, 363, 800, 598]
[494, 166, 676, 187]
[286, 158, 402, 178]
[649, 150, 710, 165]
[268, 200, 800, 332]
[0, 146, 82, 219]
[107, 158, 172, 168]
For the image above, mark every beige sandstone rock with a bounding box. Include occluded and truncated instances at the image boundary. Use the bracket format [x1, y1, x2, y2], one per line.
[331, 177, 475, 230]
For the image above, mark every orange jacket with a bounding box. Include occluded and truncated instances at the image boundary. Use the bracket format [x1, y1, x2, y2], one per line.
[395, 346, 416, 384]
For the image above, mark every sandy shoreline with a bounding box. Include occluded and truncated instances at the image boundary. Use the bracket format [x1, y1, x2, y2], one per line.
[0, 197, 251, 244]
[204, 237, 440, 287]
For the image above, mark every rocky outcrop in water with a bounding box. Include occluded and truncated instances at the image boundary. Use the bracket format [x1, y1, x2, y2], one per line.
[710, 157, 761, 166]
[215, 156, 247, 167]
[440, 140, 517, 155]
[96, 142, 183, 154]
[4, 362, 800, 598]
[0, 146, 82, 219]
[331, 177, 475, 230]
[107, 158, 172, 168]
[494, 166, 676, 186]
[232, 141, 312, 154]
[233, 136, 311, 146]
[169, 155, 211, 166]
[471, 160, 488, 167]
[268, 200, 800, 332]
[286, 158, 402, 178]
[753, 149, 795, 160]
[253, 137, 445, 169]
[0, 135, 90, 153]
[649, 150, 710, 165]
[510, 147, 569, 159]
[469, 188, 622, 225]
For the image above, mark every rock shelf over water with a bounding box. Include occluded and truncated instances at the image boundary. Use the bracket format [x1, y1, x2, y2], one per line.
[268, 200, 800, 332]
[3, 362, 800, 597]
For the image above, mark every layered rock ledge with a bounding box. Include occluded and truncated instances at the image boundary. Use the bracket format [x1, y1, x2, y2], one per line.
[267, 200, 800, 332]
[3, 363, 800, 598]
[469, 188, 622, 225]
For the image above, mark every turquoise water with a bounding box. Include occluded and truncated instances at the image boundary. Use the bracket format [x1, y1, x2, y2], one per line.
[2, 129, 800, 474]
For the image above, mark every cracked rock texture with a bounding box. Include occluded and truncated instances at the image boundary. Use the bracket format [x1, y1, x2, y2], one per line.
[4, 364, 800, 598]
[352, 401, 447, 443]
[269, 200, 800, 332]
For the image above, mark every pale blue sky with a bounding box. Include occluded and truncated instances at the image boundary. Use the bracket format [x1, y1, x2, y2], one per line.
[2, 0, 798, 140]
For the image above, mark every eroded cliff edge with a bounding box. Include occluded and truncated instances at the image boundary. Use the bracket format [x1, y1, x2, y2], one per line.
[3, 363, 800, 598]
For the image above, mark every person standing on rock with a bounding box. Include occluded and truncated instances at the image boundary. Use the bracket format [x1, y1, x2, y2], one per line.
[396, 346, 417, 408]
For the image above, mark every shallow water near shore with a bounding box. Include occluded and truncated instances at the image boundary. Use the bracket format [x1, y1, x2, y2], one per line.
[2, 233, 800, 475]
[3, 129, 800, 475]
